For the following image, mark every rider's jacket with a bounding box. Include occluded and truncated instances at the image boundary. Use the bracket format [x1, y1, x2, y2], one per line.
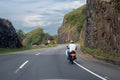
[68, 43, 77, 52]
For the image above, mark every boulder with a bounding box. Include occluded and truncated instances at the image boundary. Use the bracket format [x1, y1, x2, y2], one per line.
[0, 18, 22, 48]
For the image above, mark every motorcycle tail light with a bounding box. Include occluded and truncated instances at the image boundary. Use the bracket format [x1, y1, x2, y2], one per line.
[71, 53, 75, 56]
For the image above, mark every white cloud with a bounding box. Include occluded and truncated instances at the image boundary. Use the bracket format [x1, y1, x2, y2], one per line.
[71, 1, 85, 8]
[16, 0, 86, 31]
[23, 15, 52, 27]
[50, 0, 85, 10]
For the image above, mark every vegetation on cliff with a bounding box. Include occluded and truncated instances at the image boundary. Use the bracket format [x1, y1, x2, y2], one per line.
[58, 5, 86, 43]
[64, 5, 86, 33]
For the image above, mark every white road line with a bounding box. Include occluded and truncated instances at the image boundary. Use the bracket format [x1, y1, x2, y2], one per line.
[19, 60, 29, 69]
[14, 68, 20, 73]
[74, 61, 107, 80]
[14, 60, 29, 73]
[36, 53, 41, 56]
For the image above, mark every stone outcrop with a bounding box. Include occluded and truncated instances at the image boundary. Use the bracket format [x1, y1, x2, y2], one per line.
[58, 19, 80, 43]
[58, 5, 86, 43]
[85, 0, 120, 55]
[0, 18, 22, 48]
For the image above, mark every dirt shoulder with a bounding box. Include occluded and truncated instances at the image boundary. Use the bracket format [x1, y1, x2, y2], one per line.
[77, 46, 120, 66]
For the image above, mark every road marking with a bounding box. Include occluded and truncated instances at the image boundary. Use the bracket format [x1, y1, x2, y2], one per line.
[74, 61, 107, 80]
[14, 60, 29, 73]
[15, 68, 20, 73]
[19, 60, 29, 69]
[36, 53, 41, 56]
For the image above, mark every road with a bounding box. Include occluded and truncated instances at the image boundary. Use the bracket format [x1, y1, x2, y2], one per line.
[0, 44, 120, 80]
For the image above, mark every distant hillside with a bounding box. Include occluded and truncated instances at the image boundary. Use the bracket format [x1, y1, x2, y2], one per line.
[58, 5, 86, 43]
[22, 28, 53, 46]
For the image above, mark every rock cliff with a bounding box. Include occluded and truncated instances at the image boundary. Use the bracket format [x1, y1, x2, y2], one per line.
[58, 5, 86, 43]
[0, 18, 22, 48]
[85, 0, 120, 55]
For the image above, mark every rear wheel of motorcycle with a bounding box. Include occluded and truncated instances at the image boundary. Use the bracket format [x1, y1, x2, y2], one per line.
[69, 59, 73, 64]
[71, 60, 74, 64]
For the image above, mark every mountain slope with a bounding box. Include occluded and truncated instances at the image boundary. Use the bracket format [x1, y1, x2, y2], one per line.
[58, 5, 86, 43]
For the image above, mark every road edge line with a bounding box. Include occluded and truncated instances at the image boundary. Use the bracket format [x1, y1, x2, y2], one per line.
[74, 61, 107, 80]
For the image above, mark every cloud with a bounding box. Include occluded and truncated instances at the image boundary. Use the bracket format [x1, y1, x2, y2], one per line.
[0, 0, 40, 3]
[0, 0, 86, 35]
[49, 0, 85, 10]
[23, 15, 52, 27]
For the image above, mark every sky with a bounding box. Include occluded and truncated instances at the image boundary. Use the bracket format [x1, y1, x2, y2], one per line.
[0, 0, 86, 35]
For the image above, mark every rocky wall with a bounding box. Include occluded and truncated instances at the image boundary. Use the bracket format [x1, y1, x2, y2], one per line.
[85, 0, 120, 55]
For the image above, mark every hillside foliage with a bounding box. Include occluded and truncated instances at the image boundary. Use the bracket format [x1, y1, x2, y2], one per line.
[21, 28, 53, 46]
[64, 5, 86, 33]
[58, 5, 86, 43]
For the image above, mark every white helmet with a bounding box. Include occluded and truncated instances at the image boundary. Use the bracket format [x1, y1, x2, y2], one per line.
[70, 40, 74, 43]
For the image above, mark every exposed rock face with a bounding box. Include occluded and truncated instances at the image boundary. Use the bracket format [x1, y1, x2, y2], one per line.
[0, 18, 22, 48]
[58, 19, 79, 43]
[85, 0, 120, 55]
[58, 6, 86, 43]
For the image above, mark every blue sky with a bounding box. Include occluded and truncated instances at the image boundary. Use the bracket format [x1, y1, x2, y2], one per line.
[0, 0, 86, 35]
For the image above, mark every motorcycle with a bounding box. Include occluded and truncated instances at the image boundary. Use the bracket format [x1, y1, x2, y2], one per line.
[68, 51, 76, 64]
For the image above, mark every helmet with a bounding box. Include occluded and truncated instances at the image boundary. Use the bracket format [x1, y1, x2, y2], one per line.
[70, 40, 74, 43]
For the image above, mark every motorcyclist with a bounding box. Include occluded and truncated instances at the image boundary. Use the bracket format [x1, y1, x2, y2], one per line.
[67, 40, 77, 59]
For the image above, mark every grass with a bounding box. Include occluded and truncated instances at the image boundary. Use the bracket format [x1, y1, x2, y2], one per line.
[0, 47, 33, 54]
[47, 44, 56, 48]
[82, 47, 108, 57]
[82, 47, 120, 62]
[0, 44, 57, 54]
[79, 36, 120, 63]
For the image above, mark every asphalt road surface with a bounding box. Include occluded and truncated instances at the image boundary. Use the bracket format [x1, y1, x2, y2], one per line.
[0, 44, 120, 80]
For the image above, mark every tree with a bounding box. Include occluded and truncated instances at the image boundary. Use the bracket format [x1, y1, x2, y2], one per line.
[22, 28, 45, 46]
[16, 29, 25, 43]
[42, 33, 53, 45]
